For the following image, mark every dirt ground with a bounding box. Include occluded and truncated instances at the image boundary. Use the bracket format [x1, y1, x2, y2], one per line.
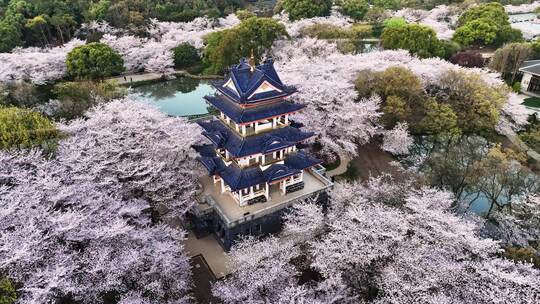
[346, 142, 400, 182]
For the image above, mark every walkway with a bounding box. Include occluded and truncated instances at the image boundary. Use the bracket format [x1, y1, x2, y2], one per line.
[109, 72, 164, 85]
[108, 70, 223, 85]
[183, 230, 232, 279]
[326, 153, 351, 177]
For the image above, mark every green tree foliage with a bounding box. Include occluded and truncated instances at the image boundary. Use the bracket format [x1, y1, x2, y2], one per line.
[66, 42, 125, 79]
[0, 106, 58, 150]
[420, 98, 460, 137]
[438, 70, 507, 134]
[0, 276, 16, 304]
[235, 9, 255, 20]
[173, 42, 201, 69]
[453, 2, 522, 47]
[490, 43, 534, 83]
[381, 24, 445, 58]
[355, 67, 506, 136]
[373, 0, 400, 10]
[339, 0, 369, 21]
[382, 95, 411, 127]
[383, 17, 407, 29]
[282, 0, 332, 21]
[52, 80, 125, 119]
[202, 17, 288, 74]
[300, 23, 373, 40]
[0, 0, 242, 51]
[520, 121, 540, 153]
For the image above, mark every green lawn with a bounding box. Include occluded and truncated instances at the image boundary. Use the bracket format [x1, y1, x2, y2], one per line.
[522, 97, 540, 108]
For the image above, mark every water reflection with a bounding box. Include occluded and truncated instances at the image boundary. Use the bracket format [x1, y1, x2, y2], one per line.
[131, 77, 215, 117]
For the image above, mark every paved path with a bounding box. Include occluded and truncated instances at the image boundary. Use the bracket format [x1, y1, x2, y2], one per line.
[183, 230, 231, 279]
[109, 72, 164, 85]
[326, 153, 351, 177]
[108, 70, 223, 85]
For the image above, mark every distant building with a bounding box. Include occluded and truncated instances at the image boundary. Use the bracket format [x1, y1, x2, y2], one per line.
[520, 60, 540, 95]
[191, 56, 333, 251]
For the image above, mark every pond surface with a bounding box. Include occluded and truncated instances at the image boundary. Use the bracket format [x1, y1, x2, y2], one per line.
[131, 77, 215, 117]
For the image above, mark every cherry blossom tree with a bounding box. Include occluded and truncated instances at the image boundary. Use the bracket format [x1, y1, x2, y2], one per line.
[382, 122, 413, 155]
[505, 1, 540, 14]
[103, 15, 240, 74]
[0, 99, 202, 303]
[58, 98, 203, 217]
[271, 38, 517, 158]
[0, 39, 85, 84]
[394, 5, 458, 40]
[213, 177, 540, 303]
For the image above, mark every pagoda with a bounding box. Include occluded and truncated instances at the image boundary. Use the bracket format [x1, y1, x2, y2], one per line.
[192, 56, 332, 250]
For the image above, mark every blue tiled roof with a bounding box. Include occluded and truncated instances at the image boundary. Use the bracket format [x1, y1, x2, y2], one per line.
[214, 58, 297, 104]
[285, 151, 322, 170]
[193, 144, 216, 157]
[220, 164, 267, 191]
[197, 120, 314, 158]
[196, 157, 306, 191]
[264, 164, 300, 183]
[199, 156, 228, 176]
[204, 95, 305, 124]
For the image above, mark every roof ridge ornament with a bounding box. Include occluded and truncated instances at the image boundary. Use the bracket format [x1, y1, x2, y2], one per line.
[249, 49, 256, 72]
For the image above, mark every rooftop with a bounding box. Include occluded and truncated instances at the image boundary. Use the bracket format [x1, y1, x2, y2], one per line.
[197, 119, 314, 158]
[204, 95, 305, 124]
[214, 57, 297, 104]
[520, 60, 540, 75]
[195, 168, 333, 228]
[196, 151, 322, 191]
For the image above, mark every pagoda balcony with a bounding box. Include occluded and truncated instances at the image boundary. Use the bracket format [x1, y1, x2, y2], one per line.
[195, 167, 333, 229]
[218, 114, 290, 137]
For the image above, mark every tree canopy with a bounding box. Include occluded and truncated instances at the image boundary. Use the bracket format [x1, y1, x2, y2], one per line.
[282, 0, 332, 21]
[381, 24, 445, 58]
[0, 0, 242, 51]
[338, 0, 369, 21]
[0, 106, 58, 150]
[173, 42, 201, 69]
[66, 42, 125, 79]
[203, 17, 289, 74]
[453, 3, 523, 47]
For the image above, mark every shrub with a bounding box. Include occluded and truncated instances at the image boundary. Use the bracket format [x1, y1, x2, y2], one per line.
[0, 106, 59, 150]
[66, 42, 124, 79]
[0, 277, 17, 304]
[512, 82, 522, 93]
[383, 17, 407, 29]
[173, 43, 201, 69]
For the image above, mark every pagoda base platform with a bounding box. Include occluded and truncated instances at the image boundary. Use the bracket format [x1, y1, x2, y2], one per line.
[191, 168, 333, 251]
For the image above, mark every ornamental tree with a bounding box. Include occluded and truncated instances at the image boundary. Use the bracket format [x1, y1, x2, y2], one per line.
[453, 2, 523, 47]
[0, 99, 201, 303]
[282, 0, 333, 21]
[213, 178, 540, 303]
[381, 24, 445, 58]
[173, 42, 201, 69]
[339, 0, 370, 21]
[66, 42, 125, 79]
[382, 122, 413, 155]
[203, 17, 288, 74]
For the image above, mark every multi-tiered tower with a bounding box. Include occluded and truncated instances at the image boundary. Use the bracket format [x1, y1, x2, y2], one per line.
[192, 57, 332, 250]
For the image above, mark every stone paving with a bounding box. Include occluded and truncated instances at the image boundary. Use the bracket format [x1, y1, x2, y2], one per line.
[183, 230, 231, 279]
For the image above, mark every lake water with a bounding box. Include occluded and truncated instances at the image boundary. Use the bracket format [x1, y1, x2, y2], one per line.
[131, 77, 215, 117]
